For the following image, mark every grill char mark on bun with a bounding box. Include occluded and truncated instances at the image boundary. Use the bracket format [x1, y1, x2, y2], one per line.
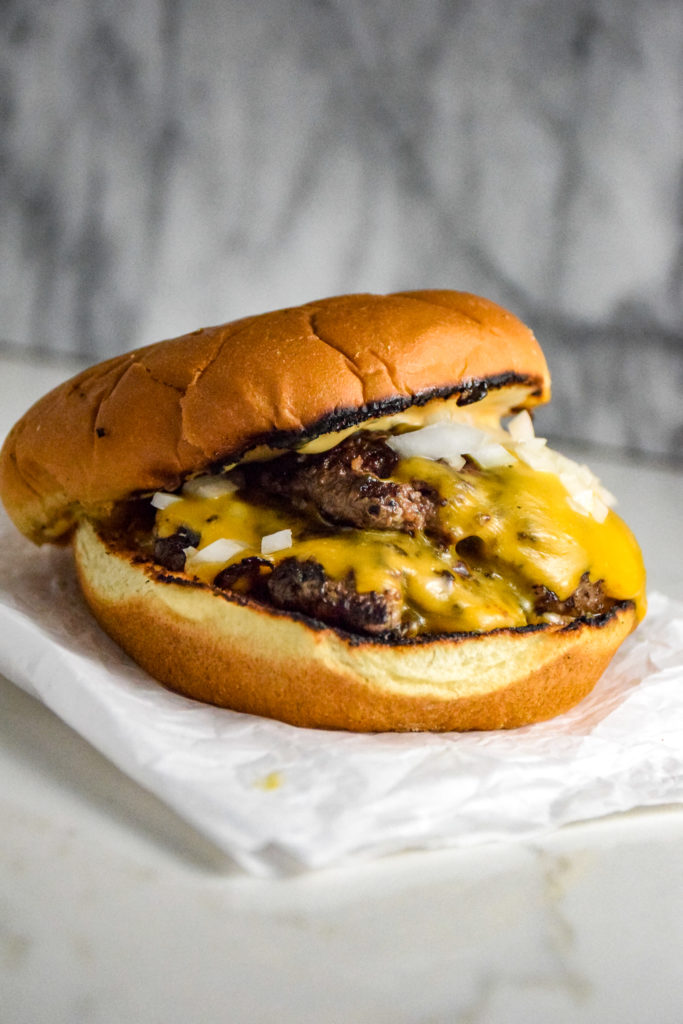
[260, 372, 543, 455]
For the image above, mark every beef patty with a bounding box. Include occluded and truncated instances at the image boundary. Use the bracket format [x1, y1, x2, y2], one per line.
[243, 433, 447, 539]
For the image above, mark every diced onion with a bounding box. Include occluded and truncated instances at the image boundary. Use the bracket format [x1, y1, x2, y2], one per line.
[151, 492, 182, 510]
[261, 528, 293, 555]
[511, 437, 552, 471]
[567, 488, 594, 514]
[470, 442, 516, 469]
[567, 489, 610, 523]
[182, 474, 238, 499]
[591, 497, 610, 523]
[425, 575, 453, 599]
[187, 538, 247, 565]
[387, 422, 490, 468]
[506, 410, 535, 442]
[388, 421, 519, 470]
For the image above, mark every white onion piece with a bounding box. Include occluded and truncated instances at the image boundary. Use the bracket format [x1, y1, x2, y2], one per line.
[557, 464, 615, 510]
[151, 491, 182, 510]
[559, 469, 589, 494]
[470, 442, 516, 469]
[261, 528, 293, 556]
[511, 437, 552, 471]
[182, 474, 238, 499]
[506, 409, 535, 442]
[567, 488, 594, 514]
[591, 497, 610, 523]
[187, 538, 247, 565]
[424, 575, 453, 599]
[567, 490, 610, 523]
[598, 485, 616, 507]
[386, 422, 492, 467]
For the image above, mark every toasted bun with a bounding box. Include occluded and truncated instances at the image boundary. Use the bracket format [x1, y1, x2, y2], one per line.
[0, 290, 549, 544]
[74, 521, 637, 732]
[2, 289, 638, 733]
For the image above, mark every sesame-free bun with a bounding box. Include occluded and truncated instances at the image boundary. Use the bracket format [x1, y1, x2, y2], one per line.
[74, 521, 637, 732]
[4, 288, 635, 733]
[0, 290, 549, 545]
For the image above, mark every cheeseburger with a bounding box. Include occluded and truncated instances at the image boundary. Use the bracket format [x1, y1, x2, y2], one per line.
[0, 290, 646, 731]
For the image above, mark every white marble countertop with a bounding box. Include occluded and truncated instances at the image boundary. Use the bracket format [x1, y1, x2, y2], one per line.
[2, 352, 683, 1024]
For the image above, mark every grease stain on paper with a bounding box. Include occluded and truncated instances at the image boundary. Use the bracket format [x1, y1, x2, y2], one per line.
[254, 771, 284, 791]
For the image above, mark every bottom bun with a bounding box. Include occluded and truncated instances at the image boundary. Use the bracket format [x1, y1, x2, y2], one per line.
[73, 520, 638, 732]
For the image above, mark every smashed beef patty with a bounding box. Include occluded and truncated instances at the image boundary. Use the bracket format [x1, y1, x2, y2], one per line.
[242, 433, 447, 539]
[533, 573, 615, 618]
[218, 556, 402, 635]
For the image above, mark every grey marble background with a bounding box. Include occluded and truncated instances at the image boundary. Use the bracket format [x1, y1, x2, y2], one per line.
[1, 0, 682, 459]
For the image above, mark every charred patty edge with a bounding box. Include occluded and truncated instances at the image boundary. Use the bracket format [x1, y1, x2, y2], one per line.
[118, 533, 634, 649]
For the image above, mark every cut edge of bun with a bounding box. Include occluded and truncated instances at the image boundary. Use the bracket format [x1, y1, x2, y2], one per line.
[74, 521, 637, 733]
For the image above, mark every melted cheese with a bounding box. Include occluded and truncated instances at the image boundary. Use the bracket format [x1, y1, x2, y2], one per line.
[155, 450, 646, 635]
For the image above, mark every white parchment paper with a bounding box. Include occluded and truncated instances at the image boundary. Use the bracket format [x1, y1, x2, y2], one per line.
[0, 510, 681, 875]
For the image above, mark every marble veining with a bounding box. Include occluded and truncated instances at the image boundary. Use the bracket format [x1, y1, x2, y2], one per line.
[1, 0, 682, 459]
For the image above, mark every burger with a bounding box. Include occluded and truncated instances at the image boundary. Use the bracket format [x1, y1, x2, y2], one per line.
[0, 290, 646, 731]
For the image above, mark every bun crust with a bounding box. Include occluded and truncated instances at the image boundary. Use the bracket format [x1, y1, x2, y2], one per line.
[2, 289, 641, 734]
[0, 290, 549, 544]
[74, 522, 636, 732]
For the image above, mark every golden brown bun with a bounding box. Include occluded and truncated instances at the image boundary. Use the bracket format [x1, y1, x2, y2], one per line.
[74, 522, 636, 732]
[0, 290, 549, 544]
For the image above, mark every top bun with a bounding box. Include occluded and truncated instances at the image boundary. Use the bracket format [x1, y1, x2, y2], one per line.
[0, 290, 550, 544]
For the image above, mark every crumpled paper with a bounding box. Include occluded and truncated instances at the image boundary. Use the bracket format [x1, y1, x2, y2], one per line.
[0, 510, 681, 875]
